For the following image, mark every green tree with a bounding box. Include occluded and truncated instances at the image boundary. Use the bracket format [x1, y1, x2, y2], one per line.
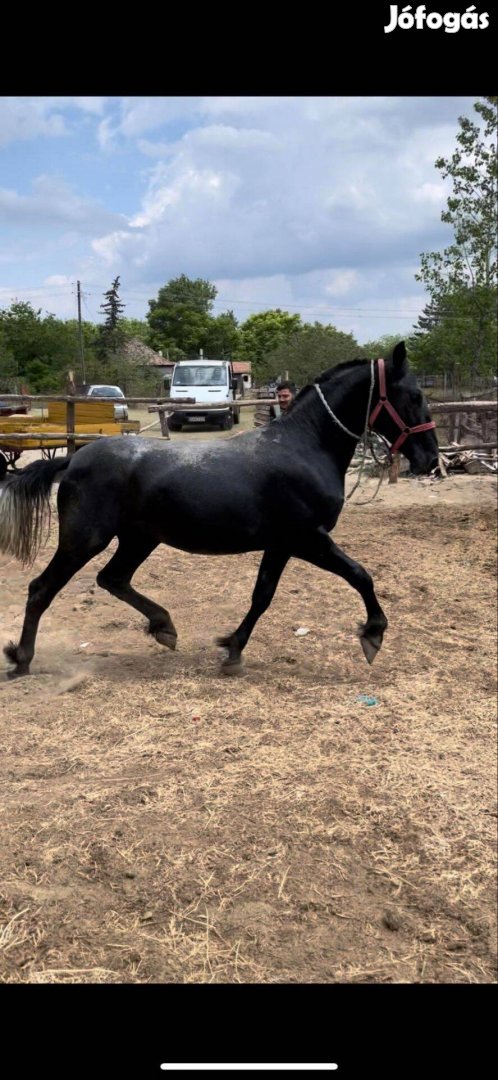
[236, 309, 302, 380]
[265, 323, 362, 384]
[415, 96, 497, 380]
[95, 276, 126, 362]
[360, 334, 404, 360]
[203, 310, 240, 359]
[0, 301, 84, 390]
[408, 287, 497, 386]
[120, 318, 151, 343]
[0, 322, 18, 390]
[147, 275, 217, 355]
[22, 358, 60, 392]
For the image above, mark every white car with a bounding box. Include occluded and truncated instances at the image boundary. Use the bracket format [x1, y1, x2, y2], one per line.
[86, 385, 128, 421]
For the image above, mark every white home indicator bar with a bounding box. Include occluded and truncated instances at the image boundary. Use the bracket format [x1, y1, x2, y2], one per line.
[160, 1068, 338, 1073]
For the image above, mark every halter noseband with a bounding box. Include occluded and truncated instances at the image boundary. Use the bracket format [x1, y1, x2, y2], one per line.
[315, 357, 436, 456]
[368, 358, 436, 455]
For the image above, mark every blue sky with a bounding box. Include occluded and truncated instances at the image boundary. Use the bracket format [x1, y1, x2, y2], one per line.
[0, 95, 479, 345]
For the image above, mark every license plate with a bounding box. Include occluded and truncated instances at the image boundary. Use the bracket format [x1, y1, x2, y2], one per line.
[189, 416, 205, 422]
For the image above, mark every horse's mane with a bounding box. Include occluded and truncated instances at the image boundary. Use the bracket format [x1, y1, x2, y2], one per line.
[316, 357, 371, 383]
[293, 356, 372, 405]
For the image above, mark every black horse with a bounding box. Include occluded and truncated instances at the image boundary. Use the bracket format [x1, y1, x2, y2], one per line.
[0, 342, 438, 678]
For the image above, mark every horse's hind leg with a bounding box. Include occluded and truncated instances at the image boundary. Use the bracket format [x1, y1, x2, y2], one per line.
[96, 532, 177, 650]
[216, 550, 289, 673]
[5, 542, 109, 678]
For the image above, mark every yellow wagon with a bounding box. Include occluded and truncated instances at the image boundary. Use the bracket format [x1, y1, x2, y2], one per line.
[0, 400, 140, 474]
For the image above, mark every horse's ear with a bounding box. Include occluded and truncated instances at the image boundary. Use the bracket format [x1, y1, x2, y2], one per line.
[391, 341, 407, 378]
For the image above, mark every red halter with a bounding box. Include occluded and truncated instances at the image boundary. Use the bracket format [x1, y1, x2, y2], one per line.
[369, 358, 436, 456]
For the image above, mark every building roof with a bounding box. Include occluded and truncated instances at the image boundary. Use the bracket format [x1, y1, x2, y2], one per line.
[123, 338, 169, 367]
[124, 343, 252, 374]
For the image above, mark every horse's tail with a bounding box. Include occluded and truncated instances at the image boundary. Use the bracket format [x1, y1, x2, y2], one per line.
[0, 456, 71, 565]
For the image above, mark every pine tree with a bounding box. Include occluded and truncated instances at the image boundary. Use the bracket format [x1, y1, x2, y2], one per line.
[95, 277, 126, 362]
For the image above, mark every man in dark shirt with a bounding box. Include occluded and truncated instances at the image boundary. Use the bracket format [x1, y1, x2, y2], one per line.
[269, 380, 296, 420]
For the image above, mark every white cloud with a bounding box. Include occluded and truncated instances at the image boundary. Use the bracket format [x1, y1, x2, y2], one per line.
[90, 97, 456, 285]
[97, 116, 119, 152]
[0, 97, 111, 148]
[0, 95, 483, 343]
[0, 98, 67, 147]
[92, 230, 140, 265]
[325, 271, 359, 297]
[0, 175, 125, 233]
[43, 274, 73, 285]
[412, 181, 447, 204]
[118, 97, 203, 138]
[70, 97, 108, 115]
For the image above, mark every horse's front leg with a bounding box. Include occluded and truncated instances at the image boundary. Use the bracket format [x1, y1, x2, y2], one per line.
[217, 549, 289, 673]
[293, 527, 388, 664]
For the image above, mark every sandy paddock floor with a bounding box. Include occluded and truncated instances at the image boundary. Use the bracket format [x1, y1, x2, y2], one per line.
[0, 465, 496, 983]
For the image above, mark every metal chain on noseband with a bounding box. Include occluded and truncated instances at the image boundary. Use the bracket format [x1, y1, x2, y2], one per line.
[313, 381, 362, 441]
[313, 362, 381, 503]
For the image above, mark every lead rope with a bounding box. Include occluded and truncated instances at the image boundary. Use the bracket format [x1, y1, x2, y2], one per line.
[345, 360, 376, 501]
[348, 441, 389, 504]
[314, 360, 388, 506]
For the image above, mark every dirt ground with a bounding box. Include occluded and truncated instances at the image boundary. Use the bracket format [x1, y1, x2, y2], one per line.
[0, 447, 496, 983]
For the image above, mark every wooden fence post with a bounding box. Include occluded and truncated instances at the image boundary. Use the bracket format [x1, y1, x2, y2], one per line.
[388, 453, 400, 483]
[159, 409, 171, 438]
[66, 397, 75, 455]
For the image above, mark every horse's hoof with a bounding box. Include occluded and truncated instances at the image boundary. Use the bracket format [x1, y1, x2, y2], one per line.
[6, 666, 30, 679]
[359, 635, 382, 665]
[154, 630, 177, 650]
[221, 658, 244, 676]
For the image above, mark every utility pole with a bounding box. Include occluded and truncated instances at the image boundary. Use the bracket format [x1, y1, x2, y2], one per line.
[77, 280, 86, 384]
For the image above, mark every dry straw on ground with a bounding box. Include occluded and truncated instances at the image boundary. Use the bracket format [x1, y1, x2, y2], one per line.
[0, 474, 496, 983]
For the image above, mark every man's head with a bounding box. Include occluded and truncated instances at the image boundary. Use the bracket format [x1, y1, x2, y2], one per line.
[276, 381, 296, 412]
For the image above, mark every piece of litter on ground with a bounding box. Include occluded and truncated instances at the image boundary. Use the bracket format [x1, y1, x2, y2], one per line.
[356, 694, 378, 706]
[79, 642, 90, 648]
[294, 627, 310, 637]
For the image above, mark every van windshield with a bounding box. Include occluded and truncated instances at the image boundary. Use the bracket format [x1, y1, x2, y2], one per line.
[172, 364, 228, 387]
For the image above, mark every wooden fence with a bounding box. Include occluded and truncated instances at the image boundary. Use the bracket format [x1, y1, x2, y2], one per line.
[1, 394, 496, 456]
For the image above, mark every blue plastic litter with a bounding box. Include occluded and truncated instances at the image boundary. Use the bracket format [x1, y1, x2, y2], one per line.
[356, 694, 378, 706]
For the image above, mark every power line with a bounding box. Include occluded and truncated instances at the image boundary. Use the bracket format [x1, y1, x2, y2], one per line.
[0, 281, 426, 316]
[81, 294, 98, 321]
[83, 290, 427, 318]
[1, 282, 491, 323]
[0, 284, 75, 294]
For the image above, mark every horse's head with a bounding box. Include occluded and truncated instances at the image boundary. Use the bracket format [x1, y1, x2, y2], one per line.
[371, 342, 439, 475]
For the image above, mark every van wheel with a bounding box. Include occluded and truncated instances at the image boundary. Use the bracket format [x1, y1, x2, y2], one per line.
[233, 409, 240, 424]
[221, 413, 234, 430]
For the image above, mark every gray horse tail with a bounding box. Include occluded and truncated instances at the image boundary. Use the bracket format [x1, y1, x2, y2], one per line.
[0, 457, 71, 565]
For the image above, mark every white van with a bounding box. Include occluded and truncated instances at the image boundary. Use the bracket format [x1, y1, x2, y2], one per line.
[167, 360, 240, 431]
